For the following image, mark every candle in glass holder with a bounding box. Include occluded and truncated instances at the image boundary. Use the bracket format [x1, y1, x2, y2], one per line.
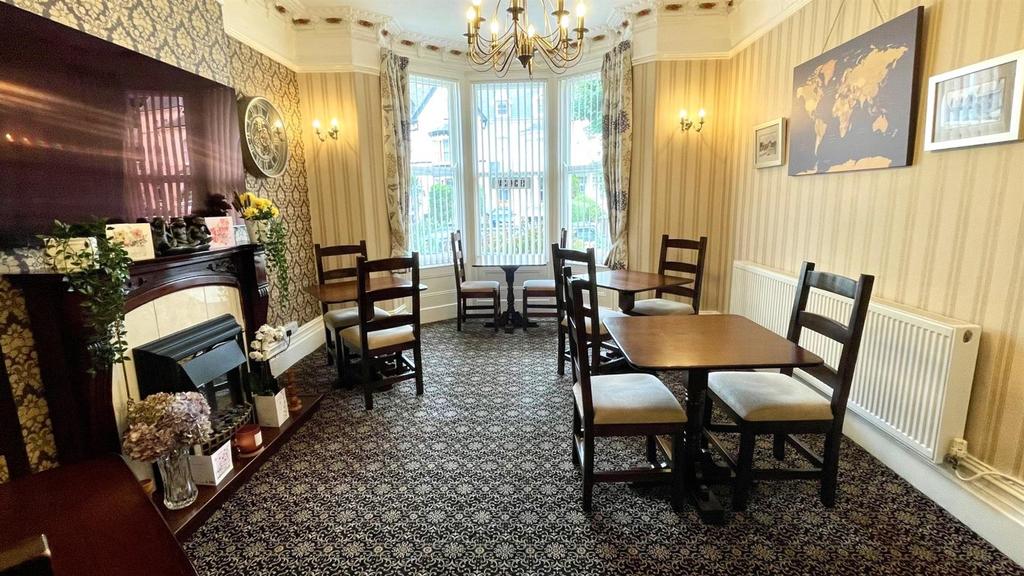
[235, 424, 263, 455]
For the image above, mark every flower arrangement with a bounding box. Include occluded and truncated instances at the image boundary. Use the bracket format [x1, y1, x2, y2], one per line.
[248, 324, 289, 396]
[233, 191, 290, 306]
[121, 392, 212, 463]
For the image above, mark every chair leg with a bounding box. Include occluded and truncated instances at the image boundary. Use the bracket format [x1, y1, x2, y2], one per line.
[773, 433, 787, 461]
[557, 325, 566, 376]
[522, 291, 529, 332]
[492, 291, 499, 332]
[324, 328, 334, 366]
[456, 298, 463, 331]
[733, 430, 756, 511]
[820, 430, 842, 507]
[582, 430, 594, 512]
[413, 344, 424, 396]
[671, 429, 686, 512]
[645, 435, 658, 466]
[571, 406, 581, 469]
[361, 353, 374, 411]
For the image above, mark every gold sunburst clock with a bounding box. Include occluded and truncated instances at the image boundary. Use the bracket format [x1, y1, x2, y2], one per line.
[238, 96, 289, 178]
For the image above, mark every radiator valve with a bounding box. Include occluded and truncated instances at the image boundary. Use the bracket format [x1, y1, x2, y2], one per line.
[945, 438, 968, 467]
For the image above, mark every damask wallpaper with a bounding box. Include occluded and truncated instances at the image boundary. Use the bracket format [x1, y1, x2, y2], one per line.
[230, 38, 320, 327]
[0, 1, 319, 481]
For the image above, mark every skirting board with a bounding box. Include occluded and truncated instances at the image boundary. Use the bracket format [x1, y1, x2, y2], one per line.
[827, 380, 1024, 566]
[270, 317, 326, 377]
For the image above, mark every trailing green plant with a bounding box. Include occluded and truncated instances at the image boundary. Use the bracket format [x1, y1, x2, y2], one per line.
[233, 191, 290, 307]
[43, 220, 133, 372]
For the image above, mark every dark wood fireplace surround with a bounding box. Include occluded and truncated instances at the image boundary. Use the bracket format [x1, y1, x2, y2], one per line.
[5, 245, 270, 467]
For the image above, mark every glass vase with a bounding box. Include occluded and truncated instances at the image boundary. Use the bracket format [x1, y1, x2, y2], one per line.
[157, 446, 198, 510]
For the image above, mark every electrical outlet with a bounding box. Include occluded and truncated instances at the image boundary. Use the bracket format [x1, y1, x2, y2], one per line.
[948, 438, 968, 460]
[284, 320, 299, 336]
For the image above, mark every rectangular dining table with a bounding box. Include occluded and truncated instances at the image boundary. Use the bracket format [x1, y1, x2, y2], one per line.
[602, 314, 824, 523]
[580, 270, 692, 312]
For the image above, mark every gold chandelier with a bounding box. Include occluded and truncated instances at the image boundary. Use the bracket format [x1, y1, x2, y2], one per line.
[464, 0, 588, 76]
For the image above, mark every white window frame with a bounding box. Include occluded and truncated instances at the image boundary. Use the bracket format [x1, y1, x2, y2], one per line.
[408, 73, 465, 269]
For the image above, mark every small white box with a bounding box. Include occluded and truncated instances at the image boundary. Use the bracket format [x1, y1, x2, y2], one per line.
[189, 441, 233, 486]
[254, 389, 289, 428]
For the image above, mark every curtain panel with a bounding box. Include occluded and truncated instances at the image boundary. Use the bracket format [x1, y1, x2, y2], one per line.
[600, 41, 633, 270]
[381, 49, 412, 257]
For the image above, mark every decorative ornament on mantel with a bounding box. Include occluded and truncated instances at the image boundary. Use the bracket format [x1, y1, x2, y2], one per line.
[464, 0, 588, 76]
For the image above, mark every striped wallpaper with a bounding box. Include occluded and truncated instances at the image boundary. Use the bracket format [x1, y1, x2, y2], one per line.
[711, 0, 1024, 478]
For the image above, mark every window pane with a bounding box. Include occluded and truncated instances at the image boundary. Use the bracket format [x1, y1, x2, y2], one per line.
[410, 75, 461, 266]
[473, 81, 546, 263]
[562, 73, 609, 261]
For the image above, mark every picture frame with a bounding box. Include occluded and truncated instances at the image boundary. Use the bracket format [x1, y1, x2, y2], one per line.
[753, 117, 787, 168]
[105, 222, 155, 262]
[233, 224, 251, 246]
[924, 49, 1024, 151]
[206, 216, 236, 250]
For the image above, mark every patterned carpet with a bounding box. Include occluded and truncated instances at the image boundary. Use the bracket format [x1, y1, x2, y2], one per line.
[185, 321, 1021, 575]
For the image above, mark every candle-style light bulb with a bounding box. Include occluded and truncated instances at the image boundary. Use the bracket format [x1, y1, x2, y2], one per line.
[490, 20, 500, 35]
[330, 118, 339, 128]
[466, 7, 475, 21]
[312, 119, 322, 129]
[560, 15, 570, 28]
[472, 0, 481, 5]
[679, 109, 688, 120]
[698, 108, 706, 119]
[527, 24, 536, 37]
[576, 3, 586, 17]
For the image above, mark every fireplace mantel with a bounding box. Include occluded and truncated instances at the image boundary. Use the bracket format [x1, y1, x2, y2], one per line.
[4, 245, 269, 466]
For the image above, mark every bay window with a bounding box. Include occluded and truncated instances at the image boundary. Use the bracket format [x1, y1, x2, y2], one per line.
[560, 72, 610, 262]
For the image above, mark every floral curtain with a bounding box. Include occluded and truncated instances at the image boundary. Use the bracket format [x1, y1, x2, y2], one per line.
[381, 49, 412, 257]
[601, 41, 633, 270]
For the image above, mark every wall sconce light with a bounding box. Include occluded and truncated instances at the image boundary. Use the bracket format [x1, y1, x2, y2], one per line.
[313, 118, 339, 142]
[679, 108, 706, 133]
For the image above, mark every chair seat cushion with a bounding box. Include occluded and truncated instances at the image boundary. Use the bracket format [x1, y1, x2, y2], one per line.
[341, 324, 416, 351]
[709, 372, 833, 422]
[523, 278, 556, 290]
[560, 307, 627, 335]
[325, 306, 390, 330]
[573, 373, 686, 425]
[461, 280, 499, 292]
[631, 298, 695, 316]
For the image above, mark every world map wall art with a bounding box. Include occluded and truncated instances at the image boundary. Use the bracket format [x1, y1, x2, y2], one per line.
[789, 7, 923, 176]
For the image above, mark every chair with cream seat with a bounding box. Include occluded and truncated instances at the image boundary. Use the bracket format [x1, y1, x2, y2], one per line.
[552, 245, 625, 376]
[341, 252, 423, 410]
[631, 235, 707, 317]
[314, 241, 390, 383]
[450, 230, 499, 332]
[705, 261, 874, 510]
[521, 228, 567, 330]
[563, 267, 687, 513]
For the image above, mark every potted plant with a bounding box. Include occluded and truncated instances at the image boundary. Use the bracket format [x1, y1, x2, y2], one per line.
[121, 392, 212, 510]
[233, 192, 289, 306]
[42, 220, 133, 371]
[249, 324, 290, 428]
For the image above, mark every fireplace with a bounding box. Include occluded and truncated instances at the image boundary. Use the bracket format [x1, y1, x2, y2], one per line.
[134, 314, 253, 450]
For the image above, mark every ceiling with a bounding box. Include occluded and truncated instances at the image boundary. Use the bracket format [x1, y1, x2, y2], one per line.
[291, 1, 738, 43]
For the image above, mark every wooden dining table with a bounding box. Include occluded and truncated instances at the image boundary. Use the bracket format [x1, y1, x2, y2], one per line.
[579, 270, 693, 312]
[602, 314, 824, 524]
[305, 274, 428, 305]
[473, 254, 548, 333]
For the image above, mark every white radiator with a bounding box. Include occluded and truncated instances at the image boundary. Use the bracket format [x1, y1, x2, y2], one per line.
[729, 261, 981, 464]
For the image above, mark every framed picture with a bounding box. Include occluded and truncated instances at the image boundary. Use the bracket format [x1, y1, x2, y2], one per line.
[206, 216, 236, 250]
[924, 49, 1024, 151]
[754, 118, 787, 168]
[105, 223, 155, 262]
[233, 224, 251, 246]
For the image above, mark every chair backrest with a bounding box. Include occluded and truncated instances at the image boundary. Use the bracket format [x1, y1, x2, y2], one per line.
[0, 534, 53, 575]
[0, 343, 31, 481]
[558, 227, 568, 249]
[450, 230, 468, 288]
[786, 261, 874, 417]
[564, 270, 596, 420]
[552, 244, 599, 323]
[314, 241, 368, 314]
[355, 253, 421, 351]
[655, 235, 708, 313]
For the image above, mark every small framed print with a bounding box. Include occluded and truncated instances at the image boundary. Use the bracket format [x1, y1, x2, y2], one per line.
[105, 223, 155, 262]
[753, 117, 787, 168]
[206, 216, 236, 250]
[233, 224, 251, 246]
[925, 49, 1024, 151]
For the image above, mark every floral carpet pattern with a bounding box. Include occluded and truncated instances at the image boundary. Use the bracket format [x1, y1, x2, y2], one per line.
[185, 321, 1021, 576]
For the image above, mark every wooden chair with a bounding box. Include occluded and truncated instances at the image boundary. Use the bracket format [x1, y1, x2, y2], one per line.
[563, 267, 687, 512]
[521, 228, 566, 331]
[341, 253, 423, 410]
[631, 235, 708, 316]
[552, 245, 625, 376]
[0, 534, 53, 575]
[0, 343, 31, 481]
[450, 230, 499, 332]
[314, 241, 390, 382]
[705, 261, 874, 510]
